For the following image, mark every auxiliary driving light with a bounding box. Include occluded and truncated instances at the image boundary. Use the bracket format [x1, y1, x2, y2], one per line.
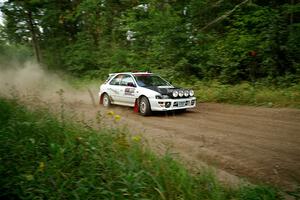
[172, 90, 178, 98]
[184, 90, 189, 97]
[178, 90, 184, 97]
[189, 90, 194, 97]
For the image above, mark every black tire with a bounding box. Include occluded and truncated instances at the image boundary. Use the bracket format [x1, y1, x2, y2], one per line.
[102, 93, 111, 107]
[139, 96, 152, 116]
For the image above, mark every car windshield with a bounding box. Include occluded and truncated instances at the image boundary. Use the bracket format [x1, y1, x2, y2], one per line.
[134, 74, 172, 87]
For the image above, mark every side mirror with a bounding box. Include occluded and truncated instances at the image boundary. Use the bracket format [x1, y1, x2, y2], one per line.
[127, 82, 136, 87]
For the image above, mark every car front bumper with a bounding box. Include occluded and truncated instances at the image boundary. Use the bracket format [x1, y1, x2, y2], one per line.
[149, 97, 196, 111]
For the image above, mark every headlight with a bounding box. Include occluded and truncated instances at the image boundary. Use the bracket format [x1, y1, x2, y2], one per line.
[178, 90, 184, 97]
[184, 90, 189, 97]
[172, 90, 178, 98]
[189, 90, 194, 96]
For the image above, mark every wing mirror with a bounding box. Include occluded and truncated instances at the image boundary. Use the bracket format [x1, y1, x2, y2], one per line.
[127, 82, 136, 87]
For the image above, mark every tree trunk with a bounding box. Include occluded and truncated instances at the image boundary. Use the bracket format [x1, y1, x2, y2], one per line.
[290, 0, 294, 24]
[200, 0, 250, 32]
[27, 10, 41, 63]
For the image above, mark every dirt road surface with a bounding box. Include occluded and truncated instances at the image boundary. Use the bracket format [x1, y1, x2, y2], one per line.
[0, 64, 299, 192]
[72, 101, 300, 192]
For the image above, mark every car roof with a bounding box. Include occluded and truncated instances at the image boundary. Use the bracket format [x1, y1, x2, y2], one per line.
[109, 72, 153, 76]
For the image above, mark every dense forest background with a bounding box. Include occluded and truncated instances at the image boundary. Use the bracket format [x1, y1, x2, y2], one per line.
[0, 0, 299, 85]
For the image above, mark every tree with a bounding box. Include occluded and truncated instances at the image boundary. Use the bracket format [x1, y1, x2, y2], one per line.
[1, 0, 43, 63]
[0, 0, 298, 84]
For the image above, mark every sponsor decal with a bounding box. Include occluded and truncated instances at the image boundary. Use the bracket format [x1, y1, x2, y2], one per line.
[125, 88, 135, 96]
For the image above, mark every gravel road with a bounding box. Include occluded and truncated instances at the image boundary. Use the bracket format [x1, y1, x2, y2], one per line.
[75, 102, 300, 191]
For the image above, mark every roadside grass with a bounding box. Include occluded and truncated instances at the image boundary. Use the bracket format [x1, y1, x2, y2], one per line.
[0, 98, 282, 199]
[178, 81, 300, 109]
[65, 73, 300, 109]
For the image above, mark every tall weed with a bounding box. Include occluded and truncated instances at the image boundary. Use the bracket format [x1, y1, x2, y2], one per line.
[0, 99, 282, 199]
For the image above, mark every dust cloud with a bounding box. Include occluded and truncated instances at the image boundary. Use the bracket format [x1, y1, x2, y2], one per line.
[0, 62, 98, 105]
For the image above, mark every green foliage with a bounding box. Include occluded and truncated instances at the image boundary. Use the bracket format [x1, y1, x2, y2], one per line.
[0, 0, 299, 84]
[190, 81, 300, 108]
[237, 185, 280, 200]
[0, 43, 33, 67]
[63, 33, 98, 72]
[204, 6, 278, 83]
[0, 25, 33, 66]
[0, 98, 282, 199]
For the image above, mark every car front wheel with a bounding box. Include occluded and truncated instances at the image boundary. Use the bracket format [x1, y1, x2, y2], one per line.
[102, 93, 111, 107]
[139, 97, 151, 116]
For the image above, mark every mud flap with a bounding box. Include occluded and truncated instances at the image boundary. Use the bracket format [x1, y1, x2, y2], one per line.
[99, 94, 104, 105]
[133, 99, 139, 113]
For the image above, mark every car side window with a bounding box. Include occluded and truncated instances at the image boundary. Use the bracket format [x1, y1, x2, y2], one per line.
[120, 75, 135, 86]
[109, 74, 123, 85]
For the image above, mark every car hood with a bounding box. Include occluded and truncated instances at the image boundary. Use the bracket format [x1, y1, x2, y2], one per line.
[144, 86, 178, 96]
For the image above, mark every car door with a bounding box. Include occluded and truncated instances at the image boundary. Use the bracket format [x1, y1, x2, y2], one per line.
[119, 74, 138, 105]
[107, 74, 124, 103]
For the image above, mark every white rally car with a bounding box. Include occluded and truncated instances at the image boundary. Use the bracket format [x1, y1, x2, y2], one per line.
[99, 72, 196, 116]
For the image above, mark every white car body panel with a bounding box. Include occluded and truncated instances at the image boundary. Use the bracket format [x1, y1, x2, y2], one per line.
[99, 72, 196, 112]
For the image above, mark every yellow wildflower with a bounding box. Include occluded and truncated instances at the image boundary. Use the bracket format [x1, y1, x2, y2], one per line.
[114, 115, 121, 122]
[132, 135, 141, 142]
[107, 110, 115, 116]
[24, 174, 34, 181]
[38, 162, 45, 172]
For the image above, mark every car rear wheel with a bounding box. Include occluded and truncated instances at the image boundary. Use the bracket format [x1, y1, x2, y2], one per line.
[139, 97, 151, 116]
[103, 93, 111, 107]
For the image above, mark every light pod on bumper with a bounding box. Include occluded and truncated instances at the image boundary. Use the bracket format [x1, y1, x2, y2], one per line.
[189, 90, 194, 97]
[178, 90, 184, 97]
[172, 90, 178, 98]
[184, 90, 189, 97]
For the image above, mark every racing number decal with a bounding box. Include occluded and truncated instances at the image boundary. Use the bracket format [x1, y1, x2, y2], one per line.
[125, 88, 135, 96]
